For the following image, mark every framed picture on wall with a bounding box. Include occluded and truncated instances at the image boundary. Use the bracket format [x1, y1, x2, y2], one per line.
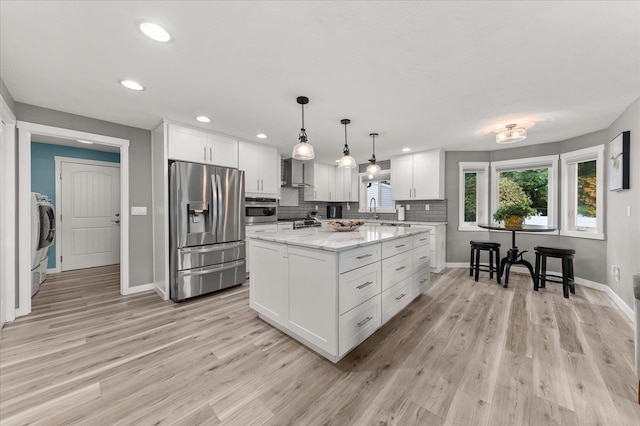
[608, 130, 630, 191]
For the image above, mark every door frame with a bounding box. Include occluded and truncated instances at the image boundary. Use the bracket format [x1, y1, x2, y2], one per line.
[17, 121, 130, 317]
[54, 156, 121, 273]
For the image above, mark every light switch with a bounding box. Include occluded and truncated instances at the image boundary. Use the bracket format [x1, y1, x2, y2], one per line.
[131, 206, 147, 216]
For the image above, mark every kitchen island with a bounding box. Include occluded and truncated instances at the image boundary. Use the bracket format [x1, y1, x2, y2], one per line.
[248, 225, 431, 362]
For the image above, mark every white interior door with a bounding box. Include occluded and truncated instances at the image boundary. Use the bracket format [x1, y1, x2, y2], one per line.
[61, 161, 120, 271]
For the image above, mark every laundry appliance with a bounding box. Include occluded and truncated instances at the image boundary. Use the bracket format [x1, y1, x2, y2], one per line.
[31, 192, 56, 295]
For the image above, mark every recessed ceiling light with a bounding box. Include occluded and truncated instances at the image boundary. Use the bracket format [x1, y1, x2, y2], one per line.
[402, 147, 412, 152]
[139, 22, 171, 42]
[196, 116, 211, 123]
[77, 139, 94, 144]
[120, 80, 145, 91]
[335, 159, 340, 163]
[256, 133, 268, 139]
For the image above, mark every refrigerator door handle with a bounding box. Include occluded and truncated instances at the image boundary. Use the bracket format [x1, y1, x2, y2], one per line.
[214, 173, 223, 237]
[177, 259, 245, 277]
[211, 173, 219, 240]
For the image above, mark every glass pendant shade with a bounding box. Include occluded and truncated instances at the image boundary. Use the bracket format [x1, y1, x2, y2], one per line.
[338, 154, 356, 168]
[292, 96, 314, 160]
[366, 162, 381, 174]
[496, 124, 526, 144]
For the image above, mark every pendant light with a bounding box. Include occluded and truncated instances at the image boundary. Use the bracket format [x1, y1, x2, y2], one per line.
[496, 123, 527, 144]
[366, 133, 382, 175]
[292, 96, 315, 160]
[337, 119, 356, 169]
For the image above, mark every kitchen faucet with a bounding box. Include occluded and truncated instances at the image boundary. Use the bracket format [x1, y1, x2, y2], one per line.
[369, 197, 379, 220]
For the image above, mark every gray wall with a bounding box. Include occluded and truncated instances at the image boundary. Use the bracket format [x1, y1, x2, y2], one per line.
[0, 78, 16, 112]
[446, 130, 609, 284]
[606, 96, 640, 308]
[15, 103, 154, 287]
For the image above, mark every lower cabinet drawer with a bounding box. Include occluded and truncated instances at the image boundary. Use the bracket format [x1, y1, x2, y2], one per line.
[381, 250, 413, 291]
[339, 294, 382, 357]
[339, 244, 382, 273]
[413, 244, 430, 272]
[381, 276, 413, 324]
[413, 266, 431, 296]
[339, 262, 381, 315]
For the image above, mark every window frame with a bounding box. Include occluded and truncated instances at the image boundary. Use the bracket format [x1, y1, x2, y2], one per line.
[458, 162, 489, 231]
[490, 154, 559, 234]
[358, 170, 396, 213]
[560, 145, 605, 240]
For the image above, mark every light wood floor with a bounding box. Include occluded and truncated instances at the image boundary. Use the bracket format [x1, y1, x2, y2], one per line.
[1, 266, 638, 425]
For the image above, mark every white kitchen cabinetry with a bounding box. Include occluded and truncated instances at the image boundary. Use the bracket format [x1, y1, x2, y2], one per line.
[335, 167, 359, 202]
[166, 123, 238, 168]
[411, 224, 446, 272]
[239, 141, 279, 198]
[250, 239, 288, 325]
[306, 163, 359, 202]
[304, 162, 330, 201]
[391, 149, 445, 200]
[245, 224, 277, 277]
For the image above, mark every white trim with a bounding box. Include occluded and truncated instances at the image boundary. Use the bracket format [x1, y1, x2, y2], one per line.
[0, 94, 17, 326]
[17, 121, 130, 318]
[490, 154, 559, 229]
[46, 267, 59, 274]
[560, 145, 605, 240]
[458, 162, 489, 231]
[54, 156, 121, 271]
[445, 263, 634, 323]
[122, 283, 155, 295]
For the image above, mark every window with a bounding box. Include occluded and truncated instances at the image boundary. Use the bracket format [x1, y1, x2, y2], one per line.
[458, 162, 489, 231]
[560, 145, 604, 239]
[491, 155, 558, 230]
[359, 171, 395, 213]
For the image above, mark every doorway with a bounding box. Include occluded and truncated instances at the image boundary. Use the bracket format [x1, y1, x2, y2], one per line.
[17, 121, 131, 318]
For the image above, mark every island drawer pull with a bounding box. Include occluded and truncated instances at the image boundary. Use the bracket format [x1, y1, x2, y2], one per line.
[419, 256, 428, 260]
[395, 265, 407, 271]
[356, 253, 373, 259]
[395, 293, 407, 301]
[357, 317, 373, 328]
[420, 278, 428, 284]
[356, 281, 373, 290]
[394, 244, 406, 249]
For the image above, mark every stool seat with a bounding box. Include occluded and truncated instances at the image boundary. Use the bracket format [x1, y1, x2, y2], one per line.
[470, 241, 501, 249]
[534, 246, 575, 257]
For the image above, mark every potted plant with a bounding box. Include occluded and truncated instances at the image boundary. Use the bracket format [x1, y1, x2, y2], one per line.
[493, 179, 536, 226]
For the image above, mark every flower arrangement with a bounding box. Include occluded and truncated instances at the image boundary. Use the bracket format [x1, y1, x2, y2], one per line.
[492, 178, 536, 225]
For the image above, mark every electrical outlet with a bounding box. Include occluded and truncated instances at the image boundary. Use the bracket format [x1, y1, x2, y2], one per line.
[611, 265, 621, 282]
[406, 204, 410, 211]
[315, 205, 318, 210]
[425, 204, 430, 211]
[346, 202, 350, 211]
[628, 205, 631, 217]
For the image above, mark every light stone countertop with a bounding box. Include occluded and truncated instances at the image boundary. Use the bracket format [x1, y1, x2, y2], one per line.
[248, 225, 429, 252]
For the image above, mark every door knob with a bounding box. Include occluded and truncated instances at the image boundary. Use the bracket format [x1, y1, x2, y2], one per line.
[111, 220, 120, 224]
[115, 213, 120, 217]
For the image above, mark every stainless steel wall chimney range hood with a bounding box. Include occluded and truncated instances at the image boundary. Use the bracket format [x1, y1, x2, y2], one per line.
[282, 158, 313, 188]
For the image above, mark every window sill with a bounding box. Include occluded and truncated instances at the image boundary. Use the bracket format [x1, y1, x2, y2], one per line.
[458, 225, 489, 232]
[358, 208, 397, 214]
[560, 230, 605, 240]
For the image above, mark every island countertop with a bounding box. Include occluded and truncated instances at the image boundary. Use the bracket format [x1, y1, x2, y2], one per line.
[247, 225, 428, 252]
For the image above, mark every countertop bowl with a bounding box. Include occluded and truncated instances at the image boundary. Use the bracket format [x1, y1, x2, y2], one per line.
[327, 220, 364, 232]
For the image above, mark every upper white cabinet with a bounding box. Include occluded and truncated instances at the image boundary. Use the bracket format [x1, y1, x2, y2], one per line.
[239, 141, 279, 198]
[305, 163, 359, 202]
[304, 162, 329, 201]
[335, 167, 359, 202]
[167, 123, 238, 168]
[390, 149, 445, 200]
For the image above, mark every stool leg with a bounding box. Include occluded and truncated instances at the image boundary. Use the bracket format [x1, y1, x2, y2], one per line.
[504, 262, 512, 287]
[496, 247, 501, 283]
[561, 257, 570, 298]
[541, 255, 547, 288]
[534, 252, 540, 291]
[469, 247, 474, 277]
[569, 258, 575, 294]
[474, 248, 480, 282]
[489, 249, 494, 279]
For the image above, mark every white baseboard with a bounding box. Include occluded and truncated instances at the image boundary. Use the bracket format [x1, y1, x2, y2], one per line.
[444, 263, 634, 323]
[47, 267, 60, 274]
[122, 283, 154, 295]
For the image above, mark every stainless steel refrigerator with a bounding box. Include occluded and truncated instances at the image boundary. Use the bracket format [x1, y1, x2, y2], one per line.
[169, 161, 246, 301]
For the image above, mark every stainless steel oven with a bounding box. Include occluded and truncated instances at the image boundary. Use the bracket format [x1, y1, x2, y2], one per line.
[245, 198, 277, 224]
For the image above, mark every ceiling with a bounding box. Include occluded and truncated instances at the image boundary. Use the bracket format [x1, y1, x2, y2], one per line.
[1, 1, 639, 164]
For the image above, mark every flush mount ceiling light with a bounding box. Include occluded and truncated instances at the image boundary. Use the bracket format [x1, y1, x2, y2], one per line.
[120, 80, 145, 91]
[366, 133, 382, 175]
[496, 123, 527, 144]
[402, 147, 412, 152]
[256, 133, 267, 139]
[77, 139, 94, 144]
[196, 116, 211, 123]
[291, 96, 315, 160]
[337, 119, 356, 169]
[139, 22, 171, 42]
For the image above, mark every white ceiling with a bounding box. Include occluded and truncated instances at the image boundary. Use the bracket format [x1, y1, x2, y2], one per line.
[1, 1, 639, 164]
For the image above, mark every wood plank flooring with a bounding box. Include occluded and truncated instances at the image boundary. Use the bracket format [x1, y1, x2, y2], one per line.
[1, 265, 638, 425]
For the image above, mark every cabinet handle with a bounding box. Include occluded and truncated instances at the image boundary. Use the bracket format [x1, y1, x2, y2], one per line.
[314, 190, 317, 199]
[209, 147, 212, 161]
[395, 293, 407, 301]
[419, 256, 428, 260]
[413, 188, 416, 197]
[356, 281, 373, 290]
[204, 146, 207, 161]
[257, 179, 260, 191]
[409, 187, 411, 198]
[356, 253, 373, 260]
[395, 265, 407, 272]
[261, 179, 264, 191]
[357, 316, 373, 328]
[420, 278, 428, 284]
[254, 230, 266, 233]
[394, 244, 406, 249]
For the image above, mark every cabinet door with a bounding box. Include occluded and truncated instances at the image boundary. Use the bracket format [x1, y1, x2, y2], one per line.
[349, 170, 359, 202]
[259, 146, 279, 196]
[334, 168, 346, 201]
[167, 124, 208, 163]
[249, 240, 287, 325]
[239, 142, 262, 195]
[314, 163, 329, 200]
[413, 150, 443, 199]
[327, 165, 336, 201]
[390, 155, 414, 200]
[207, 133, 238, 168]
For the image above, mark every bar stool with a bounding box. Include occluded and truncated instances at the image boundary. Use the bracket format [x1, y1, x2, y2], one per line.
[534, 246, 576, 298]
[469, 241, 501, 282]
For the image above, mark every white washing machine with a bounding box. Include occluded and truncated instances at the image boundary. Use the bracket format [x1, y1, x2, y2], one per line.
[31, 192, 56, 296]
